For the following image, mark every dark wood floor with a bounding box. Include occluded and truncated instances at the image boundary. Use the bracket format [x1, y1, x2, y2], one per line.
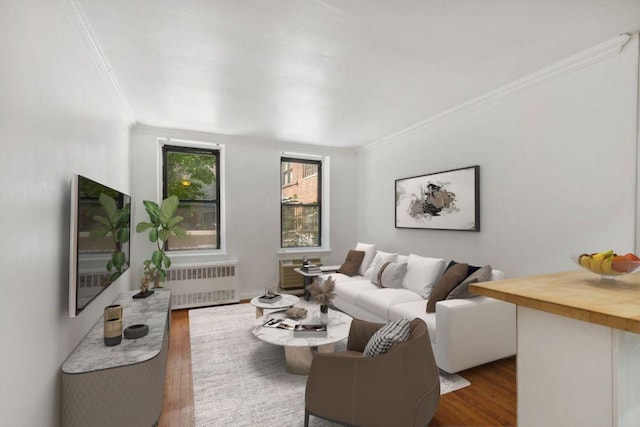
[159, 308, 517, 427]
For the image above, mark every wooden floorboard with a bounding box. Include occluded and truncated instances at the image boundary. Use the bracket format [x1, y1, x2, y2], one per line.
[159, 308, 517, 427]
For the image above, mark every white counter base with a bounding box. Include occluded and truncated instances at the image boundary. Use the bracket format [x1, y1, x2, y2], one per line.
[518, 306, 640, 427]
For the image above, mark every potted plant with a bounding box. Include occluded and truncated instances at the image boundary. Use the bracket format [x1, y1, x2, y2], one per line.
[135, 195, 186, 293]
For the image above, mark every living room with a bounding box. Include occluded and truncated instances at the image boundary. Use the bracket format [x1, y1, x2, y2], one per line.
[2, 1, 640, 426]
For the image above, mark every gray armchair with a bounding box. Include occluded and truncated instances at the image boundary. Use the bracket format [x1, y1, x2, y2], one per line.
[304, 318, 440, 427]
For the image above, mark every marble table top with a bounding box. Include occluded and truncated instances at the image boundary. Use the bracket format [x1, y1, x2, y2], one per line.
[62, 289, 171, 374]
[252, 305, 352, 347]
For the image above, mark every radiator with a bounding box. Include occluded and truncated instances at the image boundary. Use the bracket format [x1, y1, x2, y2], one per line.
[164, 261, 240, 310]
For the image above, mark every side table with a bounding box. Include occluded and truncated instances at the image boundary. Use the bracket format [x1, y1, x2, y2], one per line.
[294, 265, 340, 300]
[250, 293, 300, 318]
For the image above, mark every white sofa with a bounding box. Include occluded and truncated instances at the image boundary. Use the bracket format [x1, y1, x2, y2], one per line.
[323, 245, 516, 373]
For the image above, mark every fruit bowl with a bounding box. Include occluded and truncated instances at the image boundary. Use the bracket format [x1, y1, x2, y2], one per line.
[571, 251, 640, 279]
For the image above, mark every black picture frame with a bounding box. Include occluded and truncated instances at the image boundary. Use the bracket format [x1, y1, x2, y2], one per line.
[395, 165, 479, 231]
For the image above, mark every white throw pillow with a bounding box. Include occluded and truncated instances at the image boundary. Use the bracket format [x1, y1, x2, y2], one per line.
[364, 250, 398, 279]
[396, 254, 409, 264]
[370, 261, 408, 288]
[402, 254, 446, 298]
[355, 242, 377, 276]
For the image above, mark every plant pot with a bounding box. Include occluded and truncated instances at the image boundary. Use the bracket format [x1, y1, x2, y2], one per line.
[320, 304, 329, 324]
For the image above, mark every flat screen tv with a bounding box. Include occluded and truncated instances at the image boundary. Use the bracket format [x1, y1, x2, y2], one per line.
[69, 174, 131, 317]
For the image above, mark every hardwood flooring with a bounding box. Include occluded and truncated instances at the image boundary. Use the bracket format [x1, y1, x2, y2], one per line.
[159, 308, 517, 427]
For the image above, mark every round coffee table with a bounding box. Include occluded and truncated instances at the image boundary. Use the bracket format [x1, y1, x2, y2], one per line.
[252, 305, 352, 375]
[249, 293, 300, 318]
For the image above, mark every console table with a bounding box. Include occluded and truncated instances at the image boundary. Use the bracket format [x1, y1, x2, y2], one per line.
[60, 289, 171, 427]
[471, 271, 640, 427]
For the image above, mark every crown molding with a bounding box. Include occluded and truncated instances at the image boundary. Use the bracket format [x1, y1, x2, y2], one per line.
[360, 33, 634, 153]
[61, 0, 134, 122]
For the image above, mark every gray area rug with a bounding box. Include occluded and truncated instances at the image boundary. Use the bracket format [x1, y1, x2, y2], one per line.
[189, 302, 470, 427]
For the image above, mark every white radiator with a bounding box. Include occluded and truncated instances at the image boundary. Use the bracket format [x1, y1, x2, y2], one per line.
[164, 261, 240, 310]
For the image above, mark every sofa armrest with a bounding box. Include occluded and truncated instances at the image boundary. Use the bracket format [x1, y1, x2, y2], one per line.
[435, 296, 516, 373]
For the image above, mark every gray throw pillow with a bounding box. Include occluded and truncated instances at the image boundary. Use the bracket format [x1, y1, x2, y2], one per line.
[427, 262, 468, 312]
[363, 318, 411, 357]
[370, 261, 408, 288]
[447, 265, 492, 299]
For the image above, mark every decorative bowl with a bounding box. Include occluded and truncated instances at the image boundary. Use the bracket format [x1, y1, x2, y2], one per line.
[570, 253, 640, 279]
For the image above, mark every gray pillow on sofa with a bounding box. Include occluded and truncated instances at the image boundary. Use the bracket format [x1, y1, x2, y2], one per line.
[446, 265, 492, 299]
[370, 261, 408, 288]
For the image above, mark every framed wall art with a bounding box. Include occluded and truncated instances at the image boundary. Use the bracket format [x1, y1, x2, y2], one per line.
[395, 165, 479, 231]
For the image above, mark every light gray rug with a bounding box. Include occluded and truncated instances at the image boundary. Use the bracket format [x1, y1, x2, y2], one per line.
[189, 302, 470, 427]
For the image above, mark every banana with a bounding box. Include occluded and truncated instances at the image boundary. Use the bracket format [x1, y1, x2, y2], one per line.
[590, 250, 614, 274]
[579, 253, 592, 268]
[600, 255, 617, 275]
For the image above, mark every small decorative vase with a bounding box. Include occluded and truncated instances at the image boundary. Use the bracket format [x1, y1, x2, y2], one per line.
[320, 304, 329, 324]
[104, 305, 123, 346]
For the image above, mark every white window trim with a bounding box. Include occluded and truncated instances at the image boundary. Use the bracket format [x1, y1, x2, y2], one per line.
[157, 137, 228, 258]
[278, 153, 331, 255]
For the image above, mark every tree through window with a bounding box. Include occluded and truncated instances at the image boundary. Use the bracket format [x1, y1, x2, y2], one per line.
[163, 145, 220, 250]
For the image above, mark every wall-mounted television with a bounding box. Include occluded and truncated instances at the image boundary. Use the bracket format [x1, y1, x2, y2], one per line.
[69, 174, 131, 317]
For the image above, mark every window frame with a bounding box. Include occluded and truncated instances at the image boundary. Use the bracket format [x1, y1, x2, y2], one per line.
[162, 143, 221, 252]
[280, 156, 322, 249]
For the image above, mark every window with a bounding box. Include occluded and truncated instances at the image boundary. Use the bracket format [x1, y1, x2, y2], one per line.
[163, 145, 220, 250]
[281, 157, 321, 248]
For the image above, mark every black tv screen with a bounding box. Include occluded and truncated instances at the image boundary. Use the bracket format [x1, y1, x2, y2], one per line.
[69, 174, 131, 317]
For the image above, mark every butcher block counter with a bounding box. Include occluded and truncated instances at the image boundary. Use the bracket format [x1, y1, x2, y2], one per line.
[470, 269, 640, 333]
[471, 270, 640, 427]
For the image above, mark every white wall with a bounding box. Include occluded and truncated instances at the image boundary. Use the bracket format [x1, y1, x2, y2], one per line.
[357, 35, 639, 278]
[0, 2, 131, 425]
[130, 126, 358, 299]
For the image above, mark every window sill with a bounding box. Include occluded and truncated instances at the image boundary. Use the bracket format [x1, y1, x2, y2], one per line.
[277, 247, 332, 257]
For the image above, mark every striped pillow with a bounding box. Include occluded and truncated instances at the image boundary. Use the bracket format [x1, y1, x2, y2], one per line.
[363, 318, 411, 357]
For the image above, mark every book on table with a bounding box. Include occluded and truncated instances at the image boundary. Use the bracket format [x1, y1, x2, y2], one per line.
[301, 264, 321, 273]
[276, 318, 300, 330]
[258, 294, 282, 303]
[293, 324, 328, 338]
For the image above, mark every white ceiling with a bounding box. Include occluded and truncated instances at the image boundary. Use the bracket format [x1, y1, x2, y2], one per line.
[76, 0, 640, 148]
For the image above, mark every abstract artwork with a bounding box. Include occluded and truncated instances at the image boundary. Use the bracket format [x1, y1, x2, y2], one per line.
[395, 166, 479, 231]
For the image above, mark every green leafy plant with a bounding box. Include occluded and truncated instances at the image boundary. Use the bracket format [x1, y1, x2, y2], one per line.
[135, 195, 186, 287]
[90, 193, 131, 284]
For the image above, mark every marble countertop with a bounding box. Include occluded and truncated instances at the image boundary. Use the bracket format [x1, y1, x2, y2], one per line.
[252, 306, 352, 347]
[470, 270, 640, 333]
[62, 289, 171, 374]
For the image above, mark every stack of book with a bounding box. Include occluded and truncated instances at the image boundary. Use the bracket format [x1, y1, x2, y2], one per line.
[302, 264, 322, 274]
[258, 293, 282, 303]
[293, 324, 328, 338]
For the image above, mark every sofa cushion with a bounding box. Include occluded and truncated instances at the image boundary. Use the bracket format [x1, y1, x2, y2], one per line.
[364, 250, 398, 279]
[355, 242, 377, 276]
[337, 250, 365, 277]
[426, 263, 468, 312]
[363, 318, 411, 357]
[402, 254, 447, 298]
[334, 279, 379, 305]
[388, 301, 436, 344]
[371, 261, 407, 289]
[355, 288, 423, 320]
[447, 265, 492, 299]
